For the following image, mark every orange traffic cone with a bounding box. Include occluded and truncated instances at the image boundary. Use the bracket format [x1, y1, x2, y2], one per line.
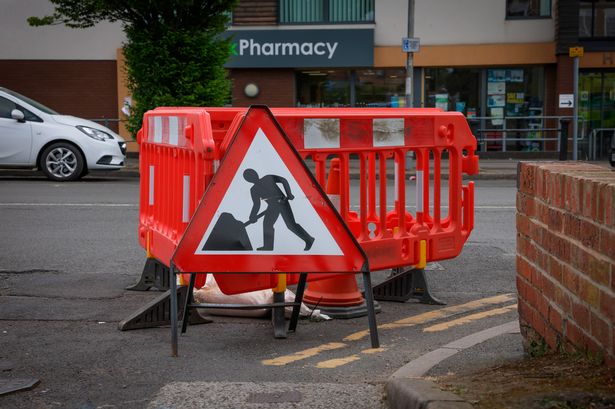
[303, 158, 378, 318]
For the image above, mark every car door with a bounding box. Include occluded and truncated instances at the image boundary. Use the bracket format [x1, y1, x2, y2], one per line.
[0, 96, 33, 165]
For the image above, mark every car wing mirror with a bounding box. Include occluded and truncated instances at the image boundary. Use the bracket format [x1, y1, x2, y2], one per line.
[11, 109, 25, 123]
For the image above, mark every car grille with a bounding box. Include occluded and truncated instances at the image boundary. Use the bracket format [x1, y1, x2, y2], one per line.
[118, 141, 127, 155]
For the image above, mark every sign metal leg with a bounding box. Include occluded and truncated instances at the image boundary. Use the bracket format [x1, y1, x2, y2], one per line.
[181, 273, 197, 334]
[362, 267, 380, 349]
[170, 264, 179, 357]
[288, 273, 307, 332]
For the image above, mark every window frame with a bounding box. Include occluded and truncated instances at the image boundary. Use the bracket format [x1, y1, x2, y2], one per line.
[278, 0, 375, 25]
[505, 0, 552, 20]
[580, 0, 615, 39]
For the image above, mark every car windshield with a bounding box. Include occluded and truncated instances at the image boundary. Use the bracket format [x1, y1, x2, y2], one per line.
[0, 87, 59, 115]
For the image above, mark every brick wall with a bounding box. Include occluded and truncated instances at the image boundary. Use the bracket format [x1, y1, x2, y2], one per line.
[0, 60, 119, 132]
[231, 69, 295, 107]
[517, 162, 615, 366]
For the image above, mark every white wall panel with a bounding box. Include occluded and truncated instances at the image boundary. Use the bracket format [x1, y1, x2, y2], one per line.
[375, 0, 555, 46]
[0, 0, 125, 60]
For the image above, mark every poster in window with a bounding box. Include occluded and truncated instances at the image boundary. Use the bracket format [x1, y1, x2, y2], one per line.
[488, 69, 506, 82]
[488, 82, 506, 94]
[488, 94, 506, 108]
[508, 69, 524, 82]
[490, 107, 504, 126]
[507, 92, 524, 104]
[435, 94, 449, 111]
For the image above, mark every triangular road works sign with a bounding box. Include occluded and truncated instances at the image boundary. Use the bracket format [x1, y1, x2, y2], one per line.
[172, 106, 367, 274]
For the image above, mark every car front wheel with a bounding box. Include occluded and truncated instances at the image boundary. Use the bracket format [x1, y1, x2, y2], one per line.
[39, 142, 84, 181]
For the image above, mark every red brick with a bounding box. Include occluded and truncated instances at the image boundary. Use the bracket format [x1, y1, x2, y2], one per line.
[590, 314, 610, 347]
[563, 265, 579, 293]
[599, 227, 615, 262]
[548, 305, 564, 332]
[548, 256, 564, 283]
[532, 312, 547, 338]
[517, 193, 536, 217]
[565, 320, 587, 348]
[536, 200, 549, 226]
[529, 219, 545, 249]
[578, 275, 601, 309]
[536, 167, 547, 201]
[546, 170, 565, 208]
[572, 301, 590, 330]
[543, 324, 559, 350]
[518, 163, 536, 195]
[586, 254, 611, 287]
[547, 207, 564, 233]
[563, 213, 581, 239]
[518, 234, 537, 261]
[555, 284, 573, 314]
[578, 219, 600, 251]
[544, 230, 570, 263]
[599, 290, 614, 322]
[564, 174, 583, 214]
[581, 179, 598, 219]
[541, 273, 556, 300]
[518, 297, 535, 324]
[516, 213, 531, 238]
[516, 255, 532, 281]
[536, 291, 549, 319]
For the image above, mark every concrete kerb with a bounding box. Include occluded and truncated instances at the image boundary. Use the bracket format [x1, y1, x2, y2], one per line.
[386, 321, 520, 409]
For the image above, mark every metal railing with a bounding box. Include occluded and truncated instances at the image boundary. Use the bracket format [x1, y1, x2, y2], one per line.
[466, 116, 585, 153]
[588, 128, 615, 161]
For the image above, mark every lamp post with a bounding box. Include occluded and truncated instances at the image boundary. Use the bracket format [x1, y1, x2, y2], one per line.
[405, 0, 415, 108]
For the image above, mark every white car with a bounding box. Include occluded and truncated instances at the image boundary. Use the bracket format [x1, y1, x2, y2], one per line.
[0, 87, 126, 181]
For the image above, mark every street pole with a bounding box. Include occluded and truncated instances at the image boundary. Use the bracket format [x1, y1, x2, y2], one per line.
[572, 55, 579, 161]
[405, 0, 415, 108]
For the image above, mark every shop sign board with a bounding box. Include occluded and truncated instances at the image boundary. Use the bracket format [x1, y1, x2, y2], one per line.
[224, 29, 374, 68]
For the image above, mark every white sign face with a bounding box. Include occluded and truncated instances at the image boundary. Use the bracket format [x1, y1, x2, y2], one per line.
[195, 128, 343, 256]
[559, 94, 574, 108]
[402, 37, 420, 53]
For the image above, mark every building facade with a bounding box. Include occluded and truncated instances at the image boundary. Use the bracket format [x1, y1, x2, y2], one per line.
[1, 0, 613, 154]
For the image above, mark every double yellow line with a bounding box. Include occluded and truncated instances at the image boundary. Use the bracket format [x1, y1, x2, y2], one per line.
[262, 293, 517, 368]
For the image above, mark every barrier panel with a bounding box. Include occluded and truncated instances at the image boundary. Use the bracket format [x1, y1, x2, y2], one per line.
[138, 107, 478, 293]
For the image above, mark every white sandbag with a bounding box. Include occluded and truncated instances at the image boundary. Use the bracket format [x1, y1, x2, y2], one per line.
[193, 275, 330, 320]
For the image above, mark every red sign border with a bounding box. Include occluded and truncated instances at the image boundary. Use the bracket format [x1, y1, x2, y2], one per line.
[171, 105, 368, 274]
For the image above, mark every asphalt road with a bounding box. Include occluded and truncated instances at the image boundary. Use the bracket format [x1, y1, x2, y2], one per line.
[0, 174, 518, 408]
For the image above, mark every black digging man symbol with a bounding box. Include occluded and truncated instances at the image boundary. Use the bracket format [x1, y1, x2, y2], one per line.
[244, 168, 315, 251]
[202, 168, 315, 252]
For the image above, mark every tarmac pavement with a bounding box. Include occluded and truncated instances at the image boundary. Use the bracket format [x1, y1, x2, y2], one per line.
[1, 156, 612, 408]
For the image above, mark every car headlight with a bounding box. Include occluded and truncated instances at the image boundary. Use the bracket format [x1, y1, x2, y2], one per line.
[77, 126, 114, 141]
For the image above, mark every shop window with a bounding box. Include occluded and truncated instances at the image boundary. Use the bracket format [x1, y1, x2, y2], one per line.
[424, 68, 481, 117]
[506, 0, 551, 19]
[279, 0, 374, 24]
[485, 67, 545, 151]
[355, 69, 405, 107]
[580, 1, 615, 38]
[296, 70, 351, 107]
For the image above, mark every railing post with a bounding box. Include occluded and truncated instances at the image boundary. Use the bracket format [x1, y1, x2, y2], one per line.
[559, 119, 570, 161]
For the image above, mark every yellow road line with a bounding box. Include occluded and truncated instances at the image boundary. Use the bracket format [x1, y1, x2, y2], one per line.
[262, 342, 347, 366]
[316, 347, 388, 369]
[261, 293, 515, 366]
[316, 355, 361, 368]
[423, 304, 518, 332]
[343, 293, 515, 341]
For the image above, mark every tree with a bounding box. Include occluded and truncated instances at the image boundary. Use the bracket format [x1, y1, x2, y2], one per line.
[29, 0, 237, 137]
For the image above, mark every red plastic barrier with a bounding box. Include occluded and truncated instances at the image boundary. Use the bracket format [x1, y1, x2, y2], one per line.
[138, 107, 479, 293]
